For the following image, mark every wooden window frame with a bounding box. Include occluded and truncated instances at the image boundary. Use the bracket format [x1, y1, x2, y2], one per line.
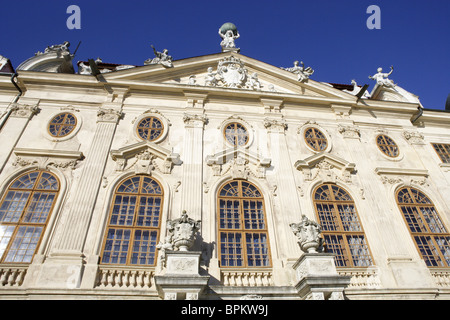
[217, 180, 272, 268]
[136, 116, 165, 142]
[223, 122, 249, 147]
[0, 171, 59, 264]
[376, 134, 399, 158]
[313, 183, 374, 268]
[304, 127, 328, 152]
[47, 112, 77, 138]
[432, 143, 450, 164]
[100, 175, 163, 266]
[396, 187, 450, 267]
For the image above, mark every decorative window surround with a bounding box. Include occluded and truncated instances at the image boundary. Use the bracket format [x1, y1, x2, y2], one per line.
[218, 115, 254, 148]
[110, 140, 182, 174]
[295, 152, 356, 183]
[297, 121, 332, 153]
[375, 167, 429, 185]
[13, 148, 84, 170]
[132, 109, 170, 144]
[206, 147, 271, 179]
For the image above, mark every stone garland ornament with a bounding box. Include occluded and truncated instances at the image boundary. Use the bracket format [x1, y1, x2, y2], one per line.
[290, 215, 324, 253]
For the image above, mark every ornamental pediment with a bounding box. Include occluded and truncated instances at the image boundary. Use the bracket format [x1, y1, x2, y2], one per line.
[206, 147, 271, 179]
[110, 141, 181, 174]
[102, 52, 354, 101]
[294, 153, 356, 183]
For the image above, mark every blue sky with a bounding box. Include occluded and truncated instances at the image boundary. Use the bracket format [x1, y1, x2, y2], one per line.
[1, 0, 449, 110]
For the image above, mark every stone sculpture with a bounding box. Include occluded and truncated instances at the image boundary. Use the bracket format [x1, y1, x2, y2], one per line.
[145, 45, 173, 68]
[282, 60, 315, 82]
[166, 211, 201, 252]
[290, 215, 324, 253]
[219, 22, 240, 51]
[369, 66, 396, 88]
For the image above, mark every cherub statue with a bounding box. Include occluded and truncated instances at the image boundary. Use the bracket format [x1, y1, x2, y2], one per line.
[246, 72, 261, 90]
[144, 45, 173, 68]
[369, 66, 396, 88]
[156, 234, 174, 267]
[205, 67, 218, 86]
[219, 29, 240, 49]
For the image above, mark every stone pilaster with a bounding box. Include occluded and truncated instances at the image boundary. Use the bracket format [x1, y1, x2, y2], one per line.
[31, 107, 122, 289]
[180, 112, 207, 223]
[0, 101, 40, 173]
[264, 117, 302, 258]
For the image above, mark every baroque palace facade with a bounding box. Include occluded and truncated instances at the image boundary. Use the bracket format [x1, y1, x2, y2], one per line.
[0, 24, 450, 300]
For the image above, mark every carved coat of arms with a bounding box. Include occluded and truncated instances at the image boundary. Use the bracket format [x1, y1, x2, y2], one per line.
[216, 56, 247, 88]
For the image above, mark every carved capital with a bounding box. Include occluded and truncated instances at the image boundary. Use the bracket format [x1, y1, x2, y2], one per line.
[263, 117, 287, 133]
[402, 131, 425, 145]
[183, 113, 208, 127]
[97, 108, 123, 123]
[10, 103, 40, 119]
[338, 124, 360, 139]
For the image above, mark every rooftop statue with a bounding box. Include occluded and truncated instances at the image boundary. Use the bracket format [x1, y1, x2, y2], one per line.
[145, 45, 173, 68]
[36, 41, 71, 56]
[369, 66, 396, 88]
[282, 60, 315, 82]
[219, 22, 240, 52]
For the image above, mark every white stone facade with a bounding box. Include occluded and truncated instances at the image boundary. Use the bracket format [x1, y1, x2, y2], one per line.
[0, 45, 450, 300]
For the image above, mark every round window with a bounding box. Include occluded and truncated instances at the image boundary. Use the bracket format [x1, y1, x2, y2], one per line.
[224, 122, 249, 146]
[136, 117, 164, 142]
[48, 113, 77, 138]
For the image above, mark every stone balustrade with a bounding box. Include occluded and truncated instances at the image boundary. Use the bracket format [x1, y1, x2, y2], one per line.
[221, 269, 273, 287]
[430, 269, 450, 288]
[337, 267, 381, 288]
[95, 266, 155, 289]
[0, 265, 27, 287]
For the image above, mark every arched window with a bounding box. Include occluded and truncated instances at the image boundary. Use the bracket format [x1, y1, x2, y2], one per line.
[0, 171, 59, 263]
[304, 127, 328, 152]
[218, 180, 271, 267]
[313, 183, 373, 267]
[396, 187, 450, 267]
[100, 175, 163, 266]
